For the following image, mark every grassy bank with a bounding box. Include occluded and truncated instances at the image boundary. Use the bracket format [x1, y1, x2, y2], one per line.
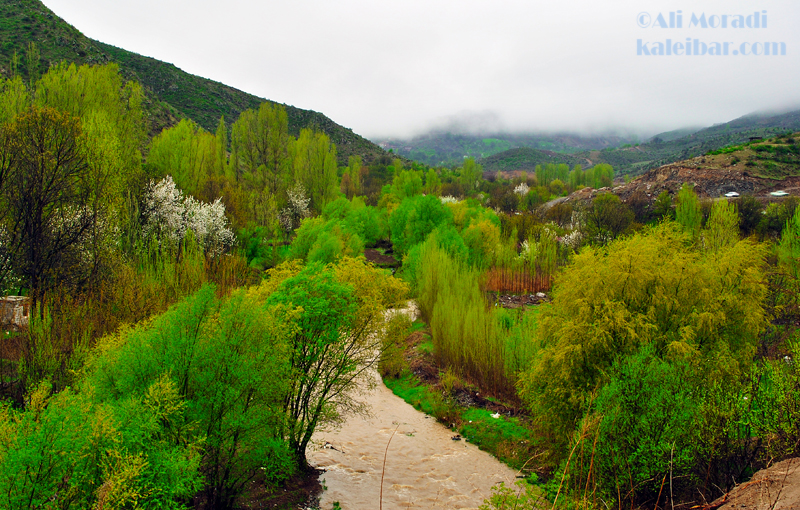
[382, 319, 544, 479]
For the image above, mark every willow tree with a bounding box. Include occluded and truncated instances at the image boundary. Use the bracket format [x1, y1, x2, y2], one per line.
[703, 198, 739, 252]
[519, 222, 767, 446]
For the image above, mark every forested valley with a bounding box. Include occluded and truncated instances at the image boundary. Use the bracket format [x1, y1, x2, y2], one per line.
[1, 51, 800, 510]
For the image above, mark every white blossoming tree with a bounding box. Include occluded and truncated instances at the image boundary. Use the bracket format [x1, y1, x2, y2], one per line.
[142, 176, 236, 256]
[513, 183, 530, 196]
[279, 183, 311, 234]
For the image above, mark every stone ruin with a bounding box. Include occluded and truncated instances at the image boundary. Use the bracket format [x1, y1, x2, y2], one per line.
[1, 296, 30, 329]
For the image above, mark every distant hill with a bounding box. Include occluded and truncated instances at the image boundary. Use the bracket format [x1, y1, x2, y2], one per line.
[480, 110, 800, 175]
[377, 132, 634, 167]
[0, 0, 388, 165]
[647, 126, 702, 143]
[479, 148, 586, 174]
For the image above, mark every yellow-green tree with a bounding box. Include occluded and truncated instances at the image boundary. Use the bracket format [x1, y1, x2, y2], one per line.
[289, 128, 339, 213]
[703, 198, 739, 252]
[519, 222, 767, 445]
[147, 119, 217, 196]
[230, 102, 290, 195]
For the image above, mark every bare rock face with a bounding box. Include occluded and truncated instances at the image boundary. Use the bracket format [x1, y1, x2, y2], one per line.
[558, 153, 800, 210]
[614, 158, 795, 202]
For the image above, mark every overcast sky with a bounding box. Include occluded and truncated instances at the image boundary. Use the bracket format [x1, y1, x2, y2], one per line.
[40, 0, 800, 140]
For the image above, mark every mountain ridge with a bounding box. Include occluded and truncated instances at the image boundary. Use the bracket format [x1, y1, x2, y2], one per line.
[0, 0, 388, 165]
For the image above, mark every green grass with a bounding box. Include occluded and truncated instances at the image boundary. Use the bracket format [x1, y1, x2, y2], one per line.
[417, 339, 434, 356]
[460, 408, 537, 465]
[384, 372, 541, 471]
[385, 372, 454, 419]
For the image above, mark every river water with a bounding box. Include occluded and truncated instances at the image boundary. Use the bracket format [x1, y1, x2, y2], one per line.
[308, 306, 518, 509]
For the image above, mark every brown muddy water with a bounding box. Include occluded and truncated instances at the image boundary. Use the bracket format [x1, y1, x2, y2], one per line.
[308, 305, 518, 509]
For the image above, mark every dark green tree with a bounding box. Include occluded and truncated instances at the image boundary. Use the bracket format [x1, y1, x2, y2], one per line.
[582, 193, 634, 245]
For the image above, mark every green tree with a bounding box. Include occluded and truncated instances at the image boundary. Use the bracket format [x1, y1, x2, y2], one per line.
[230, 102, 290, 195]
[214, 115, 228, 176]
[736, 194, 762, 235]
[0, 379, 203, 509]
[0, 76, 29, 126]
[653, 190, 673, 219]
[0, 107, 98, 301]
[392, 168, 423, 200]
[778, 206, 800, 280]
[389, 195, 452, 256]
[582, 193, 634, 245]
[424, 168, 442, 196]
[676, 183, 702, 239]
[290, 128, 338, 212]
[460, 157, 483, 193]
[147, 119, 216, 195]
[342, 155, 363, 198]
[25, 42, 40, 87]
[590, 348, 698, 504]
[260, 258, 408, 466]
[85, 285, 294, 508]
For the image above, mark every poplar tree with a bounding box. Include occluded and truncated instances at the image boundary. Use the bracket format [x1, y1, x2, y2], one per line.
[348, 154, 362, 196]
[460, 157, 482, 193]
[215, 115, 228, 176]
[703, 198, 739, 252]
[676, 183, 702, 239]
[230, 102, 290, 195]
[289, 128, 338, 213]
[424, 168, 442, 196]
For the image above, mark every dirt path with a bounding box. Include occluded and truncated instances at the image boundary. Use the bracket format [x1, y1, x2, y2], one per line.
[308, 304, 518, 509]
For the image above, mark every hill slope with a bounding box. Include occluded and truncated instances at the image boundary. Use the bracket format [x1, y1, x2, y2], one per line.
[480, 110, 800, 175]
[0, 0, 388, 165]
[479, 148, 586, 173]
[557, 132, 800, 210]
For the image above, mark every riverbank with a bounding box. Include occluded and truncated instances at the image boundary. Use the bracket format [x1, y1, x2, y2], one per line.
[306, 303, 522, 509]
[382, 319, 545, 477]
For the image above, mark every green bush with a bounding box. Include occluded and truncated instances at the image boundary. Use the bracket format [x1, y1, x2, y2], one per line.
[590, 348, 698, 503]
[389, 195, 452, 256]
[85, 285, 294, 508]
[0, 380, 203, 509]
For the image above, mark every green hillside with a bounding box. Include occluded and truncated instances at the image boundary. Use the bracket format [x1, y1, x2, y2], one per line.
[479, 147, 586, 173]
[0, 0, 388, 165]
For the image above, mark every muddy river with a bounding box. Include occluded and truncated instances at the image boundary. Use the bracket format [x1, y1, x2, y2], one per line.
[308, 306, 518, 509]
